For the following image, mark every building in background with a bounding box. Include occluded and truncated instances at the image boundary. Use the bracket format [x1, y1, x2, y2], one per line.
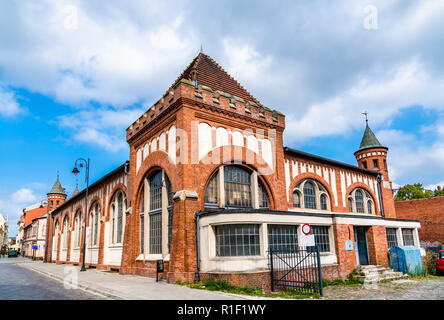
[0, 213, 8, 253]
[395, 196, 444, 245]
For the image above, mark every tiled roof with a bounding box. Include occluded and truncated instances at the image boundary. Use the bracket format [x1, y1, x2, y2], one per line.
[24, 206, 47, 228]
[48, 176, 66, 195]
[170, 53, 261, 105]
[357, 124, 387, 152]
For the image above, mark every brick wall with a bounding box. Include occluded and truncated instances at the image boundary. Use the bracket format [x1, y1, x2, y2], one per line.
[395, 196, 444, 243]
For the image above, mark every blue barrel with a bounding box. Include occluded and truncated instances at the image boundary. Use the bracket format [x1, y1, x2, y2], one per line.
[389, 246, 423, 275]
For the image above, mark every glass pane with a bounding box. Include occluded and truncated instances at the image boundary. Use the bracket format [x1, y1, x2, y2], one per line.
[320, 194, 328, 210]
[149, 171, 163, 211]
[215, 224, 259, 257]
[258, 181, 269, 208]
[293, 191, 301, 208]
[268, 225, 298, 253]
[303, 181, 316, 209]
[355, 190, 365, 213]
[386, 228, 397, 249]
[224, 167, 252, 208]
[205, 173, 219, 204]
[312, 226, 330, 252]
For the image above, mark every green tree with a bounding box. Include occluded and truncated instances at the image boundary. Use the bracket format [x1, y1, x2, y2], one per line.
[394, 183, 427, 201]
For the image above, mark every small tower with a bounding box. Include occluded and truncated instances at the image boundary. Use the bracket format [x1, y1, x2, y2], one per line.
[47, 174, 67, 212]
[354, 115, 396, 218]
[71, 180, 80, 198]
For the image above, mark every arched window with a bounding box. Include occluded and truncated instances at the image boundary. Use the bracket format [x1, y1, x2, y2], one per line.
[110, 190, 126, 245]
[54, 221, 60, 251]
[224, 166, 252, 208]
[367, 200, 373, 214]
[348, 198, 354, 213]
[320, 194, 328, 210]
[139, 170, 174, 256]
[89, 202, 100, 246]
[293, 191, 301, 208]
[349, 188, 375, 214]
[63, 216, 69, 248]
[303, 181, 316, 209]
[293, 179, 330, 211]
[355, 190, 365, 213]
[75, 210, 82, 248]
[204, 165, 270, 209]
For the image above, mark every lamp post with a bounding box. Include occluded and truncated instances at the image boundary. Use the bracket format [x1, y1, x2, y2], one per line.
[72, 158, 90, 272]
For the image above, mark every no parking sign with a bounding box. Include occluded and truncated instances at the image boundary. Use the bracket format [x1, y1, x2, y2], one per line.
[300, 224, 315, 247]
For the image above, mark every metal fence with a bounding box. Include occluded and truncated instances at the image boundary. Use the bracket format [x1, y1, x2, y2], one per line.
[268, 246, 323, 296]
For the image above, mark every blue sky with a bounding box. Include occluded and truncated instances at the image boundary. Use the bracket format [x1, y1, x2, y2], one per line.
[1, 0, 444, 237]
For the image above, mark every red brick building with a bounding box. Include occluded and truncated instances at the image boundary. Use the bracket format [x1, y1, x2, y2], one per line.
[45, 53, 422, 287]
[395, 196, 444, 244]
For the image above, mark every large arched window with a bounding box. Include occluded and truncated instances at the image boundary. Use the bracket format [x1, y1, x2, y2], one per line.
[292, 179, 330, 211]
[140, 169, 173, 256]
[75, 210, 82, 248]
[348, 188, 375, 214]
[204, 165, 270, 209]
[110, 190, 126, 245]
[53, 220, 60, 252]
[89, 202, 100, 246]
[63, 216, 69, 249]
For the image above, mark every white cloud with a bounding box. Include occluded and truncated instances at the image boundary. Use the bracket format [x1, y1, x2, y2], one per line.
[0, 87, 24, 117]
[11, 188, 37, 204]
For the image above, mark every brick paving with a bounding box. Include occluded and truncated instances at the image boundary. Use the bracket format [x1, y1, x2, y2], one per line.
[321, 277, 444, 300]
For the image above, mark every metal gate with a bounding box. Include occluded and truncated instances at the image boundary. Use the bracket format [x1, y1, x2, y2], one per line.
[268, 246, 323, 296]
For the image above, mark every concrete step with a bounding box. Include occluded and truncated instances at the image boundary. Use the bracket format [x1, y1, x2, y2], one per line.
[353, 265, 406, 283]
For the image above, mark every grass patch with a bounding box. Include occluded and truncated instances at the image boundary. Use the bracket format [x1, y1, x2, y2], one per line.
[176, 278, 319, 299]
[322, 273, 364, 287]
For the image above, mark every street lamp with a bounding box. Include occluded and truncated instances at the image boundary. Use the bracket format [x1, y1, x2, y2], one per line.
[72, 158, 90, 272]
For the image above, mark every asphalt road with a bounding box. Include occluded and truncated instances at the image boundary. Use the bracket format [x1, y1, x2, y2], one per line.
[0, 257, 105, 300]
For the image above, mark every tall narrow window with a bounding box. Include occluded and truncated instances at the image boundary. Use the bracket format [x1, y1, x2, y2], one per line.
[205, 174, 218, 206]
[64, 217, 69, 248]
[140, 188, 144, 254]
[293, 191, 301, 208]
[348, 198, 354, 212]
[402, 229, 414, 246]
[117, 192, 123, 243]
[258, 180, 269, 209]
[76, 211, 82, 247]
[224, 166, 252, 208]
[355, 190, 365, 213]
[362, 161, 367, 169]
[367, 200, 373, 214]
[386, 228, 398, 249]
[320, 194, 328, 210]
[373, 159, 379, 169]
[303, 181, 316, 209]
[92, 202, 99, 246]
[111, 204, 115, 244]
[149, 171, 163, 254]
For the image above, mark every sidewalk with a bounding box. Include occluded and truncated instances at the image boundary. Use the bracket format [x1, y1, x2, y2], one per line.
[16, 260, 268, 300]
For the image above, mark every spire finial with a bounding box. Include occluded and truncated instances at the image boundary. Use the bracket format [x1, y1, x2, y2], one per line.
[362, 111, 369, 125]
[200, 45, 203, 54]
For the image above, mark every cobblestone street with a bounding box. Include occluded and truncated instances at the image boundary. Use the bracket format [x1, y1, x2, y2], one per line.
[0, 257, 105, 300]
[321, 277, 444, 300]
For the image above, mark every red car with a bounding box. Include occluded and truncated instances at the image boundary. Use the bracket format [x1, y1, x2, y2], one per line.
[436, 250, 444, 276]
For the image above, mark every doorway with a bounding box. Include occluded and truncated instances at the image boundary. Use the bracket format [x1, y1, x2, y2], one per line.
[354, 226, 369, 265]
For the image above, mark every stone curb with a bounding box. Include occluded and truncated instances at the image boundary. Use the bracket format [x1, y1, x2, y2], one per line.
[21, 264, 127, 300]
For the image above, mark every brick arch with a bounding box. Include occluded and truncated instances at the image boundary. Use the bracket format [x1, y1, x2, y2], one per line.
[133, 150, 179, 215]
[197, 160, 277, 211]
[289, 172, 335, 210]
[53, 216, 61, 235]
[345, 182, 380, 215]
[61, 212, 70, 233]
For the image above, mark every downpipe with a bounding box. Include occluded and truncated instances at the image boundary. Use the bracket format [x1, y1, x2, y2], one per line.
[195, 211, 201, 283]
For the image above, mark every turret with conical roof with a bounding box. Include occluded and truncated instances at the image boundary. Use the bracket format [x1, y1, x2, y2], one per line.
[47, 174, 67, 212]
[354, 116, 396, 218]
[71, 183, 80, 198]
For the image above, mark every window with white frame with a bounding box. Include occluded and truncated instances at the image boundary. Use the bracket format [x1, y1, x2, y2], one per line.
[89, 202, 100, 247]
[312, 226, 330, 252]
[268, 224, 298, 252]
[63, 216, 69, 249]
[386, 228, 397, 249]
[215, 224, 260, 257]
[402, 228, 415, 246]
[75, 210, 82, 248]
[204, 165, 270, 210]
[110, 190, 126, 245]
[348, 188, 375, 214]
[53, 221, 60, 252]
[292, 179, 330, 211]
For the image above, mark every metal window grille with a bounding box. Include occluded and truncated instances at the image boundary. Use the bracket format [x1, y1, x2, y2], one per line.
[149, 213, 162, 254]
[386, 228, 398, 248]
[215, 224, 260, 256]
[224, 166, 252, 208]
[205, 173, 218, 205]
[303, 181, 317, 209]
[312, 226, 330, 252]
[355, 190, 365, 213]
[149, 171, 163, 211]
[402, 229, 414, 246]
[258, 181, 269, 208]
[268, 225, 298, 252]
[348, 198, 353, 212]
[320, 194, 328, 210]
[367, 200, 373, 214]
[117, 192, 123, 243]
[293, 191, 301, 208]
